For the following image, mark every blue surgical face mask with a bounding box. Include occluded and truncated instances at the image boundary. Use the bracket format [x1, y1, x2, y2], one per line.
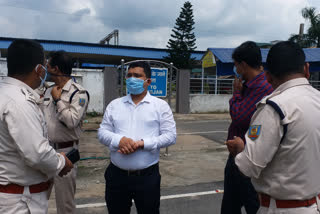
[126, 77, 146, 95]
[233, 66, 242, 79]
[36, 64, 48, 88]
[46, 72, 52, 82]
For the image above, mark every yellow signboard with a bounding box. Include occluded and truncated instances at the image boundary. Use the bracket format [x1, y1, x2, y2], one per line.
[202, 51, 216, 68]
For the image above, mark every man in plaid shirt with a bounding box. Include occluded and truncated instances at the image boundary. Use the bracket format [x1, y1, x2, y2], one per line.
[221, 41, 273, 214]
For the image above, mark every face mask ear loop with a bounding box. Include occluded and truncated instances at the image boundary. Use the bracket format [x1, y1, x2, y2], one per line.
[35, 64, 40, 74]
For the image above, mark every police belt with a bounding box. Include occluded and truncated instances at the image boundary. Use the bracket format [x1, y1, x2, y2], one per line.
[259, 193, 320, 208]
[53, 140, 79, 149]
[0, 181, 51, 194]
[110, 162, 158, 176]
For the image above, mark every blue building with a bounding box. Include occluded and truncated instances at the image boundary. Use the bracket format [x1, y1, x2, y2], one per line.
[0, 37, 205, 68]
[203, 48, 320, 76]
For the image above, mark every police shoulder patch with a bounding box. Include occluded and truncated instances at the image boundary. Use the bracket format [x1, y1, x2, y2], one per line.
[79, 98, 86, 107]
[248, 125, 261, 141]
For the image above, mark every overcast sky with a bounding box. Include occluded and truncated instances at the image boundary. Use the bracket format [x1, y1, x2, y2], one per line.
[0, 0, 320, 50]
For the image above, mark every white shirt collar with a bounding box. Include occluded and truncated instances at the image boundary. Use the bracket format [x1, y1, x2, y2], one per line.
[274, 78, 310, 94]
[0, 76, 40, 100]
[123, 91, 152, 105]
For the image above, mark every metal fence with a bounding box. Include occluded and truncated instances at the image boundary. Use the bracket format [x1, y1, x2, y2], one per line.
[190, 77, 320, 94]
[190, 77, 234, 94]
[309, 80, 320, 91]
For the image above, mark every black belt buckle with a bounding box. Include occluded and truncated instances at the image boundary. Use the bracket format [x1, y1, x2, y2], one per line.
[127, 170, 141, 176]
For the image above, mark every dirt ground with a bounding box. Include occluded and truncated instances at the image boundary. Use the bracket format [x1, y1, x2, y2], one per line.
[48, 113, 230, 213]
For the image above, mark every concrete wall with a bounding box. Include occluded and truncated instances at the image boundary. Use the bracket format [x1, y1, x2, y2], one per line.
[1, 58, 232, 114]
[190, 94, 231, 113]
[0, 58, 7, 76]
[0, 59, 105, 113]
[72, 68, 104, 114]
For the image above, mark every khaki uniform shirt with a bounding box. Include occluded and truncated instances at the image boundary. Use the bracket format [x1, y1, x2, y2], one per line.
[0, 77, 65, 186]
[40, 79, 89, 143]
[236, 78, 320, 200]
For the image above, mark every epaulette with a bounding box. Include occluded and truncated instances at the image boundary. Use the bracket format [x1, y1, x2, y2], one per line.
[21, 88, 37, 104]
[71, 81, 85, 91]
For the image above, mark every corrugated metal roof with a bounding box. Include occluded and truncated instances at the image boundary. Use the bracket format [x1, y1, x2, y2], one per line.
[0, 37, 204, 60]
[207, 48, 320, 63]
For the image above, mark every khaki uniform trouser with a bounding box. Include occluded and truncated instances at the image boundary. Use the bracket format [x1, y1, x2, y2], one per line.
[0, 186, 48, 214]
[257, 196, 320, 214]
[48, 145, 78, 214]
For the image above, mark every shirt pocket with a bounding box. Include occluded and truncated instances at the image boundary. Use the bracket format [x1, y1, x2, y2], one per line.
[112, 112, 129, 133]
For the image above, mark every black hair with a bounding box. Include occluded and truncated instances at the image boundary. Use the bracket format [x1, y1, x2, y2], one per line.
[128, 61, 151, 78]
[232, 41, 262, 69]
[48, 50, 73, 76]
[7, 39, 44, 77]
[266, 41, 305, 79]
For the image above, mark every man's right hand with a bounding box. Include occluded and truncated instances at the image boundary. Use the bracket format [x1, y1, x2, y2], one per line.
[51, 86, 62, 101]
[59, 152, 73, 177]
[226, 136, 245, 157]
[118, 137, 139, 155]
[233, 77, 243, 92]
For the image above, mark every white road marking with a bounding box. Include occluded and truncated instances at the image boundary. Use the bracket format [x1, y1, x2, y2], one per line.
[178, 131, 227, 135]
[160, 189, 224, 200]
[76, 189, 224, 209]
[180, 120, 230, 124]
[77, 202, 106, 209]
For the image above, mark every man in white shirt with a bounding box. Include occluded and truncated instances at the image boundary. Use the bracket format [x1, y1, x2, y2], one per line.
[98, 61, 176, 214]
[0, 39, 73, 214]
[227, 41, 320, 213]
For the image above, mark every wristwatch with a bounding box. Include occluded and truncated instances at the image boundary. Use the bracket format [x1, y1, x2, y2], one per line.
[54, 98, 61, 105]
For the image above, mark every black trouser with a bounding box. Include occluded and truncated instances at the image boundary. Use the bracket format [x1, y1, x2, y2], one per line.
[105, 162, 161, 214]
[221, 155, 259, 214]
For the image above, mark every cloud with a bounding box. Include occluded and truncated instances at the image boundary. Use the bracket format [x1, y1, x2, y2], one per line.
[69, 8, 91, 22]
[0, 0, 319, 50]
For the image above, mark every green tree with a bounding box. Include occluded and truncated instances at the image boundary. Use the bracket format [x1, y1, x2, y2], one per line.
[289, 7, 320, 47]
[165, 1, 197, 69]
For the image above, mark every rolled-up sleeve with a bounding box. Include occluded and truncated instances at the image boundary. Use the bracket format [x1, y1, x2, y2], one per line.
[97, 102, 124, 152]
[143, 102, 176, 152]
[235, 105, 283, 179]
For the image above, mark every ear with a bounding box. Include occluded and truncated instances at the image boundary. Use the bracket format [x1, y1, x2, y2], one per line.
[265, 70, 272, 84]
[240, 61, 248, 69]
[304, 63, 310, 79]
[145, 78, 152, 87]
[260, 65, 264, 71]
[34, 64, 42, 77]
[53, 65, 60, 73]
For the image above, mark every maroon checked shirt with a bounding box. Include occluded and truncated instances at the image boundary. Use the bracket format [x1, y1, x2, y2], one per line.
[227, 72, 273, 143]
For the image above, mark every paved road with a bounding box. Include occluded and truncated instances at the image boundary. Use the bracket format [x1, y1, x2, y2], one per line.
[50, 118, 232, 214]
[177, 119, 230, 144]
[75, 182, 225, 214]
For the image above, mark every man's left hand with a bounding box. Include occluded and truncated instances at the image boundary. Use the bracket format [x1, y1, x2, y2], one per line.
[226, 136, 245, 157]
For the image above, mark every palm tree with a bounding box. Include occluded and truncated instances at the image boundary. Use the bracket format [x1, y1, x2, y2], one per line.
[289, 7, 320, 48]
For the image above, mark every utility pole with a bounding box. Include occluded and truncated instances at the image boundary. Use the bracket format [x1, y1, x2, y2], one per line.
[299, 23, 304, 37]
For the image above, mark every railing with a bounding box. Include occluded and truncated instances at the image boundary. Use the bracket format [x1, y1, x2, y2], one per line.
[190, 78, 234, 94]
[309, 80, 320, 90]
[190, 77, 320, 94]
